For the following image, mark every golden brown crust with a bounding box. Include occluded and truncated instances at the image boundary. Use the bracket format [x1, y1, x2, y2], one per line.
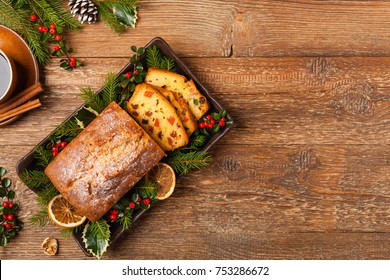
[44, 102, 165, 222]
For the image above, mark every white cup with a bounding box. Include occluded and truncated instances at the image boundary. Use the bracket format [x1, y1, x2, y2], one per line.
[0, 49, 18, 104]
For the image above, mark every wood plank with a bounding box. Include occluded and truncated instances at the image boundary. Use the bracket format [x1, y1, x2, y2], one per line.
[2, 56, 390, 146]
[233, 0, 390, 56]
[1, 143, 390, 259]
[64, 0, 235, 58]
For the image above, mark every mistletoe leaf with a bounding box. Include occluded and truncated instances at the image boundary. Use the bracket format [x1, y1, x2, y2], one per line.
[82, 220, 110, 259]
[112, 4, 138, 28]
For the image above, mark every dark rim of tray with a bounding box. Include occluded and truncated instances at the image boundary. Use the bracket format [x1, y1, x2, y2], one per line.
[16, 37, 234, 257]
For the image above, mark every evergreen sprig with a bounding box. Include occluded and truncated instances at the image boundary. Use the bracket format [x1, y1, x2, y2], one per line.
[164, 150, 212, 174]
[19, 169, 51, 189]
[36, 184, 59, 207]
[49, 117, 85, 143]
[146, 45, 176, 71]
[96, 0, 138, 33]
[30, 207, 50, 227]
[134, 179, 158, 198]
[34, 145, 53, 168]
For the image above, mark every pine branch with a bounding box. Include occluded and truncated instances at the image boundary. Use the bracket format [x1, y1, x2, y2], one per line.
[80, 87, 105, 113]
[19, 170, 51, 189]
[117, 210, 132, 231]
[146, 45, 176, 71]
[36, 185, 59, 207]
[47, 0, 81, 30]
[0, 0, 50, 64]
[101, 72, 119, 108]
[34, 145, 53, 168]
[49, 117, 85, 142]
[135, 179, 158, 198]
[30, 207, 50, 227]
[97, 2, 126, 33]
[189, 134, 207, 149]
[161, 56, 176, 72]
[164, 150, 212, 174]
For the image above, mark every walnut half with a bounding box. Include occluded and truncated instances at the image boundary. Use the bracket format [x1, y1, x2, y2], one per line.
[41, 237, 58, 256]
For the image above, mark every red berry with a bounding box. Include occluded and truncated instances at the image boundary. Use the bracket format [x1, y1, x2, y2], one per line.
[52, 146, 58, 153]
[69, 60, 76, 67]
[43, 26, 49, 33]
[50, 23, 56, 29]
[210, 119, 215, 125]
[207, 123, 213, 129]
[206, 115, 212, 121]
[55, 34, 62, 41]
[38, 26, 44, 32]
[143, 198, 151, 205]
[111, 209, 118, 215]
[30, 14, 37, 21]
[198, 122, 205, 129]
[7, 214, 14, 221]
[50, 28, 56, 35]
[54, 45, 60, 51]
[53, 151, 58, 157]
[2, 201, 9, 208]
[5, 224, 11, 231]
[121, 85, 127, 89]
[137, 197, 141, 202]
[125, 72, 132, 79]
[134, 70, 139, 75]
[220, 117, 226, 122]
[69, 57, 76, 63]
[109, 214, 117, 221]
[3, 214, 7, 220]
[59, 141, 67, 149]
[8, 202, 13, 208]
[129, 202, 136, 209]
[219, 120, 225, 127]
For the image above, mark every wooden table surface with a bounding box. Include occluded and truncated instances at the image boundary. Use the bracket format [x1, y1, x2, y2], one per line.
[2, 0, 390, 260]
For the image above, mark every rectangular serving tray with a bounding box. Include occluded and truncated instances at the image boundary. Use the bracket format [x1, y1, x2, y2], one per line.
[16, 37, 233, 257]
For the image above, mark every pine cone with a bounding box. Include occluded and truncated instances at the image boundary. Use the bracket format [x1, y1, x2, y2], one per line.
[68, 0, 98, 24]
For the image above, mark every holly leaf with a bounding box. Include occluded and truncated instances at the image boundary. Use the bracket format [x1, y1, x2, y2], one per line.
[112, 5, 138, 28]
[82, 220, 110, 259]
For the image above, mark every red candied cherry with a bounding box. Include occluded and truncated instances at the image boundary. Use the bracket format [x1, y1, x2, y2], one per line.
[2, 201, 9, 208]
[7, 214, 14, 221]
[50, 23, 56, 29]
[50, 28, 56, 35]
[109, 214, 117, 221]
[125, 72, 132, 79]
[55, 34, 62, 41]
[129, 202, 136, 209]
[143, 198, 151, 205]
[54, 45, 61, 51]
[5, 224, 11, 231]
[8, 201, 13, 208]
[59, 141, 67, 149]
[30, 14, 37, 21]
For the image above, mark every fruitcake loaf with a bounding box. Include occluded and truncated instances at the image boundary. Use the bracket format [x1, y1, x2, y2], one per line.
[44, 102, 165, 222]
[152, 86, 197, 136]
[145, 67, 210, 120]
[127, 83, 189, 151]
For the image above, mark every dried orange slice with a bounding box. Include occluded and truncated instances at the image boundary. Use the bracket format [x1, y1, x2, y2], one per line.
[145, 163, 176, 200]
[47, 194, 86, 228]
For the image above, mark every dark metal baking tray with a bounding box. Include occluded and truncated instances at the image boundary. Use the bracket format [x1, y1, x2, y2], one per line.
[16, 37, 233, 257]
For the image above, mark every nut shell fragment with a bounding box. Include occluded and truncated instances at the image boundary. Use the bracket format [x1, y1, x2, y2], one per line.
[41, 237, 58, 256]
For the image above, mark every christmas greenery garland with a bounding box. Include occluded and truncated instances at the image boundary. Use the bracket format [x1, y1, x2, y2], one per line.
[19, 45, 230, 258]
[0, 0, 138, 69]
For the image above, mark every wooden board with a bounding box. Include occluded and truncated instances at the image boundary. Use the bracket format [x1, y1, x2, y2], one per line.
[1, 0, 390, 260]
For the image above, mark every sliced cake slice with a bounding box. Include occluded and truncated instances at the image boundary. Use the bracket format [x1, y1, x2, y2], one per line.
[128, 83, 189, 151]
[145, 67, 210, 120]
[152, 86, 197, 136]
